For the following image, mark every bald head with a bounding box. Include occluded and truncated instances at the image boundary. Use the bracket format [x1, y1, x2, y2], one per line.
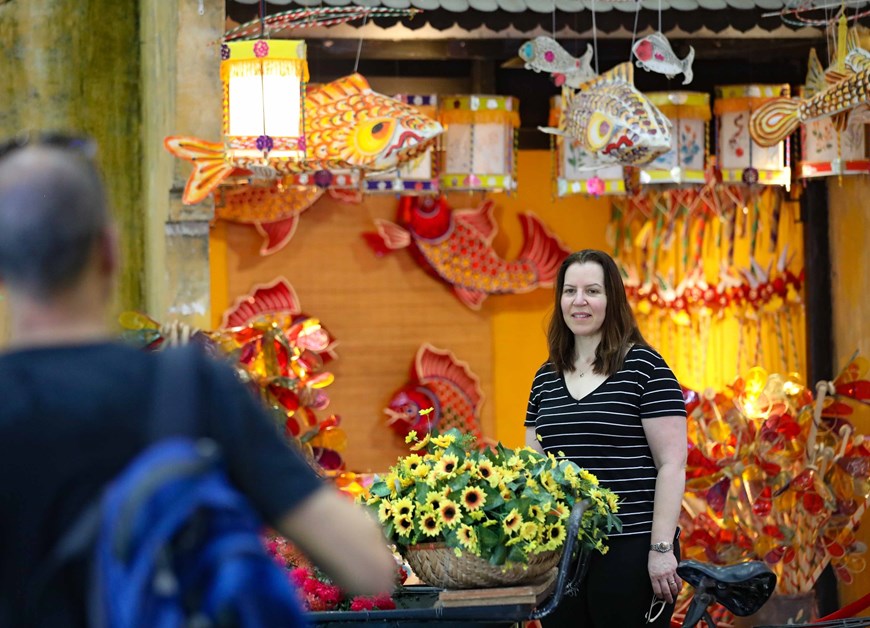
[0, 144, 111, 300]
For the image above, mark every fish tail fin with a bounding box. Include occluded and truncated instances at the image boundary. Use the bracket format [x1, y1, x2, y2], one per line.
[220, 277, 300, 328]
[749, 98, 801, 147]
[516, 213, 571, 285]
[682, 46, 695, 85]
[164, 136, 234, 204]
[538, 125, 565, 137]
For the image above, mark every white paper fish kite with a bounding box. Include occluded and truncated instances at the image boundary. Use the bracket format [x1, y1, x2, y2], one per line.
[632, 32, 695, 85]
[518, 37, 596, 88]
[539, 62, 672, 167]
[750, 32, 870, 147]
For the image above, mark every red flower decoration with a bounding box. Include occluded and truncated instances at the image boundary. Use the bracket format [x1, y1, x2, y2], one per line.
[253, 40, 270, 58]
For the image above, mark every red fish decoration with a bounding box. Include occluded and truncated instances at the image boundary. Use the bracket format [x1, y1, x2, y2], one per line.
[363, 195, 570, 310]
[384, 343, 485, 443]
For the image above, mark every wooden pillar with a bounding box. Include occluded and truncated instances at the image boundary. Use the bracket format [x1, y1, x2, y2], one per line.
[828, 177, 870, 616]
[140, 0, 223, 328]
[0, 0, 144, 316]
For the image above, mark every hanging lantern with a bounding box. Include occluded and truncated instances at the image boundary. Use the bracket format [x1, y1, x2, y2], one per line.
[798, 85, 870, 178]
[221, 39, 308, 171]
[439, 95, 519, 193]
[549, 95, 627, 197]
[713, 84, 791, 187]
[640, 92, 711, 186]
[365, 94, 440, 195]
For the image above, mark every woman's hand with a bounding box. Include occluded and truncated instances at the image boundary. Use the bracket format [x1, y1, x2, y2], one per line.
[648, 550, 682, 603]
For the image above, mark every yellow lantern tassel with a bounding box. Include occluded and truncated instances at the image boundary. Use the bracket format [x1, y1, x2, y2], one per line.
[837, 10, 848, 73]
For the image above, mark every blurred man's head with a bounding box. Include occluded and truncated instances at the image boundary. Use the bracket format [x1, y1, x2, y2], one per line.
[0, 137, 114, 302]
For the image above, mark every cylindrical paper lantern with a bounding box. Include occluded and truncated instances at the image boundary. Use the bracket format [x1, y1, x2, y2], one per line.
[221, 39, 308, 169]
[641, 91, 711, 186]
[713, 84, 791, 187]
[439, 95, 520, 193]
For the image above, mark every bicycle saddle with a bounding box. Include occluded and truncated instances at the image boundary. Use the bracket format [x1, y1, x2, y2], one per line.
[677, 560, 777, 618]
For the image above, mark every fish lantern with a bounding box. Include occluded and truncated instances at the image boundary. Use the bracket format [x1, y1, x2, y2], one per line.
[284, 169, 362, 191]
[713, 84, 791, 187]
[549, 94, 627, 197]
[221, 39, 308, 170]
[640, 91, 711, 186]
[366, 94, 440, 195]
[439, 95, 520, 193]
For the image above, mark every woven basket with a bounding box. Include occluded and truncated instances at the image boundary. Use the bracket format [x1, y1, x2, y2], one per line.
[403, 542, 561, 589]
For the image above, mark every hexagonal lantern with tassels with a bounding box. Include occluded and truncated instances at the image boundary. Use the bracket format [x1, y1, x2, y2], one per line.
[366, 94, 440, 195]
[221, 39, 308, 172]
[549, 94, 627, 197]
[640, 91, 711, 186]
[714, 84, 791, 187]
[439, 95, 520, 193]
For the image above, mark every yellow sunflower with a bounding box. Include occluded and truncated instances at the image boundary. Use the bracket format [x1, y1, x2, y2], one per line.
[461, 486, 486, 512]
[402, 454, 424, 474]
[527, 504, 544, 521]
[580, 468, 600, 486]
[425, 492, 443, 512]
[457, 524, 478, 551]
[520, 521, 539, 541]
[545, 522, 567, 550]
[477, 459, 495, 481]
[404, 430, 418, 443]
[409, 433, 430, 451]
[393, 497, 414, 519]
[502, 508, 522, 535]
[434, 454, 460, 477]
[419, 512, 442, 537]
[439, 500, 461, 528]
[377, 500, 393, 524]
[395, 515, 414, 538]
[430, 433, 456, 448]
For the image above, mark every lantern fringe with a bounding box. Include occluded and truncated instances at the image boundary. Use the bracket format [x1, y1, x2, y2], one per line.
[221, 58, 309, 83]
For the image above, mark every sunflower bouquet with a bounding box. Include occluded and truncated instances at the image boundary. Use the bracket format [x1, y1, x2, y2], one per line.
[361, 428, 621, 571]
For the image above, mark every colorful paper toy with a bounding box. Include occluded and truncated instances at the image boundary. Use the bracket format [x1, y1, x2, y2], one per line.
[632, 32, 695, 85]
[518, 36, 596, 88]
[538, 63, 673, 167]
[750, 29, 870, 147]
[384, 343, 485, 443]
[165, 73, 444, 204]
[363, 195, 570, 310]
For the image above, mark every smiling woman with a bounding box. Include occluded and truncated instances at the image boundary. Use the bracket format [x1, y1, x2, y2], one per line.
[525, 249, 688, 628]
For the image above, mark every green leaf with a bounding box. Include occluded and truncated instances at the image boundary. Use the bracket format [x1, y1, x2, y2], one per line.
[489, 543, 508, 566]
[370, 483, 391, 498]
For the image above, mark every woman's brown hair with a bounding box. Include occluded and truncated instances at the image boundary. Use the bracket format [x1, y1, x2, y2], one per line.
[546, 249, 647, 376]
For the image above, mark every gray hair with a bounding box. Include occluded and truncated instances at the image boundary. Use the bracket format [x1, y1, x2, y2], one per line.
[0, 144, 110, 300]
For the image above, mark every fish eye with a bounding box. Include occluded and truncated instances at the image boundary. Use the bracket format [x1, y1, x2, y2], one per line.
[586, 111, 616, 151]
[353, 117, 397, 156]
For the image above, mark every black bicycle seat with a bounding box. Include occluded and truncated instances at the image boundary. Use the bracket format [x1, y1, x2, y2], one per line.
[677, 559, 777, 617]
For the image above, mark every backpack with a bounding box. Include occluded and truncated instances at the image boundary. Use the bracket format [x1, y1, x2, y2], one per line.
[34, 347, 310, 628]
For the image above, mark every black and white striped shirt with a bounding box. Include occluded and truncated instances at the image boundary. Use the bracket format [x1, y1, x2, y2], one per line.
[525, 345, 686, 536]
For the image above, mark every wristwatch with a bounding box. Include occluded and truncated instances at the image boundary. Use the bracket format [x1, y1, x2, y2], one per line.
[649, 541, 674, 553]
